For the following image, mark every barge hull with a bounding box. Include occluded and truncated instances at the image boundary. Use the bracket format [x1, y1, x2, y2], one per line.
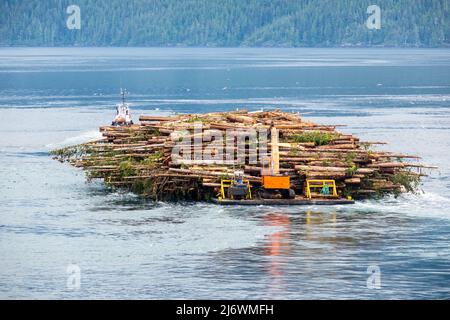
[212, 198, 355, 206]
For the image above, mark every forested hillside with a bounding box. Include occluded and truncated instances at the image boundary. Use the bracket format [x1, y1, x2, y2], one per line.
[1, 0, 449, 47]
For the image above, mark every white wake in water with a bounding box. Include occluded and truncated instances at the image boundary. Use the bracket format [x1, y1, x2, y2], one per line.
[352, 191, 450, 219]
[45, 130, 102, 149]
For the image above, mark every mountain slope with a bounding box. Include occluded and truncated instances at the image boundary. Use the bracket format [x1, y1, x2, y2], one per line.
[0, 0, 448, 47]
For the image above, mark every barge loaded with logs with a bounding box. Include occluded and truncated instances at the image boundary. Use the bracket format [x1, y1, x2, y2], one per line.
[52, 96, 429, 205]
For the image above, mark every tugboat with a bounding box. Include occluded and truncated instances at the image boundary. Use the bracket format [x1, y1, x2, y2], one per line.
[112, 89, 133, 126]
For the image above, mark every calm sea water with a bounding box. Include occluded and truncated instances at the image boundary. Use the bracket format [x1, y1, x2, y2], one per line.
[0, 48, 449, 299]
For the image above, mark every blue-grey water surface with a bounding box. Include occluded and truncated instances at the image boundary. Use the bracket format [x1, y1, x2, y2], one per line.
[0, 48, 449, 299]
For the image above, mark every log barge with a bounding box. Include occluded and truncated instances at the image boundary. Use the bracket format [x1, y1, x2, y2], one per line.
[52, 107, 427, 205]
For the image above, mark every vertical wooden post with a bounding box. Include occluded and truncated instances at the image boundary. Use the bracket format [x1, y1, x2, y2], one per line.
[271, 127, 280, 175]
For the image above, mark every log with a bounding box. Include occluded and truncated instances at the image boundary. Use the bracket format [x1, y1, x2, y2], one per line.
[345, 178, 361, 184]
[226, 114, 256, 124]
[295, 165, 347, 173]
[139, 115, 181, 121]
[305, 172, 346, 178]
[368, 162, 405, 168]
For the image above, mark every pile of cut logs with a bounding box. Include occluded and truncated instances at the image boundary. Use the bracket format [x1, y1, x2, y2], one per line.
[52, 109, 429, 201]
